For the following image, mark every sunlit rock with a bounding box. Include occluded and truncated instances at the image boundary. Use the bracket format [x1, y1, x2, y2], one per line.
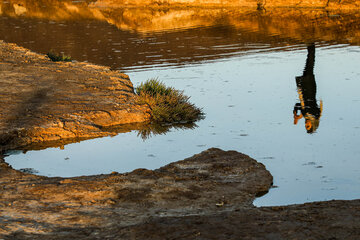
[13, 3, 26, 15]
[0, 41, 151, 151]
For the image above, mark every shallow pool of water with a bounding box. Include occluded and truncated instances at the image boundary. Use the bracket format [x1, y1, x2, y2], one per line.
[1, 5, 360, 206]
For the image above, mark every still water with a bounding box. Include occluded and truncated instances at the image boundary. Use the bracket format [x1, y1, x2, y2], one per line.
[1, 3, 360, 206]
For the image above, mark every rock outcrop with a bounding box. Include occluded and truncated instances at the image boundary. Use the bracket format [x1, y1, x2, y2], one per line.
[0, 40, 150, 151]
[0, 148, 272, 237]
[0, 148, 359, 239]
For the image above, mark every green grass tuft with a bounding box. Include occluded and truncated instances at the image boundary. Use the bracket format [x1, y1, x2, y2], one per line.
[46, 51, 72, 62]
[136, 79, 204, 124]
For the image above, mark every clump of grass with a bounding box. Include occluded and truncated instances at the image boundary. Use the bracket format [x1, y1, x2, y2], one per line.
[136, 79, 204, 123]
[46, 51, 72, 62]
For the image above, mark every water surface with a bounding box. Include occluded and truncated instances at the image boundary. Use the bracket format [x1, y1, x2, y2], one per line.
[1, 4, 360, 206]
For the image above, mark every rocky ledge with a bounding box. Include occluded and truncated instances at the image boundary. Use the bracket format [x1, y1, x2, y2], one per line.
[0, 41, 150, 151]
[0, 148, 359, 239]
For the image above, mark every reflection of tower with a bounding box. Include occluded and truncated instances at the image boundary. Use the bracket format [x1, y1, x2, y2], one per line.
[293, 44, 323, 133]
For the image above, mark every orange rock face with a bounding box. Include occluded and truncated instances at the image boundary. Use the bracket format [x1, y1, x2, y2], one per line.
[0, 41, 151, 150]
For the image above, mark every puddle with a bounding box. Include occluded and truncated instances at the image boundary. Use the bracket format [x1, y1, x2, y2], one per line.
[1, 4, 360, 206]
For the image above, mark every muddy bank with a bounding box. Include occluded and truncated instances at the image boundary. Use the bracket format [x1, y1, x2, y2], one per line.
[0, 40, 151, 151]
[0, 148, 359, 239]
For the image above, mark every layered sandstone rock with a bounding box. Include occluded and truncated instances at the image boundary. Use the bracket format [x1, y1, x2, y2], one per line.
[0, 41, 150, 151]
[0, 148, 272, 237]
[0, 148, 359, 239]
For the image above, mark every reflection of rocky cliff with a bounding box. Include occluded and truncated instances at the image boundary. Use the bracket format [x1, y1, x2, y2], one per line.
[91, 0, 360, 9]
[1, 1, 360, 70]
[1, 0, 360, 42]
[0, 0, 102, 20]
[4, 0, 357, 14]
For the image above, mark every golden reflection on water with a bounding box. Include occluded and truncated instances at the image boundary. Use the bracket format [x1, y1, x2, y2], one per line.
[2, 121, 197, 152]
[1, 2, 360, 72]
[1, 0, 360, 42]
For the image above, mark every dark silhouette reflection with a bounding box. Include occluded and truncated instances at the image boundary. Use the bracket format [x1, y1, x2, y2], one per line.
[293, 44, 323, 133]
